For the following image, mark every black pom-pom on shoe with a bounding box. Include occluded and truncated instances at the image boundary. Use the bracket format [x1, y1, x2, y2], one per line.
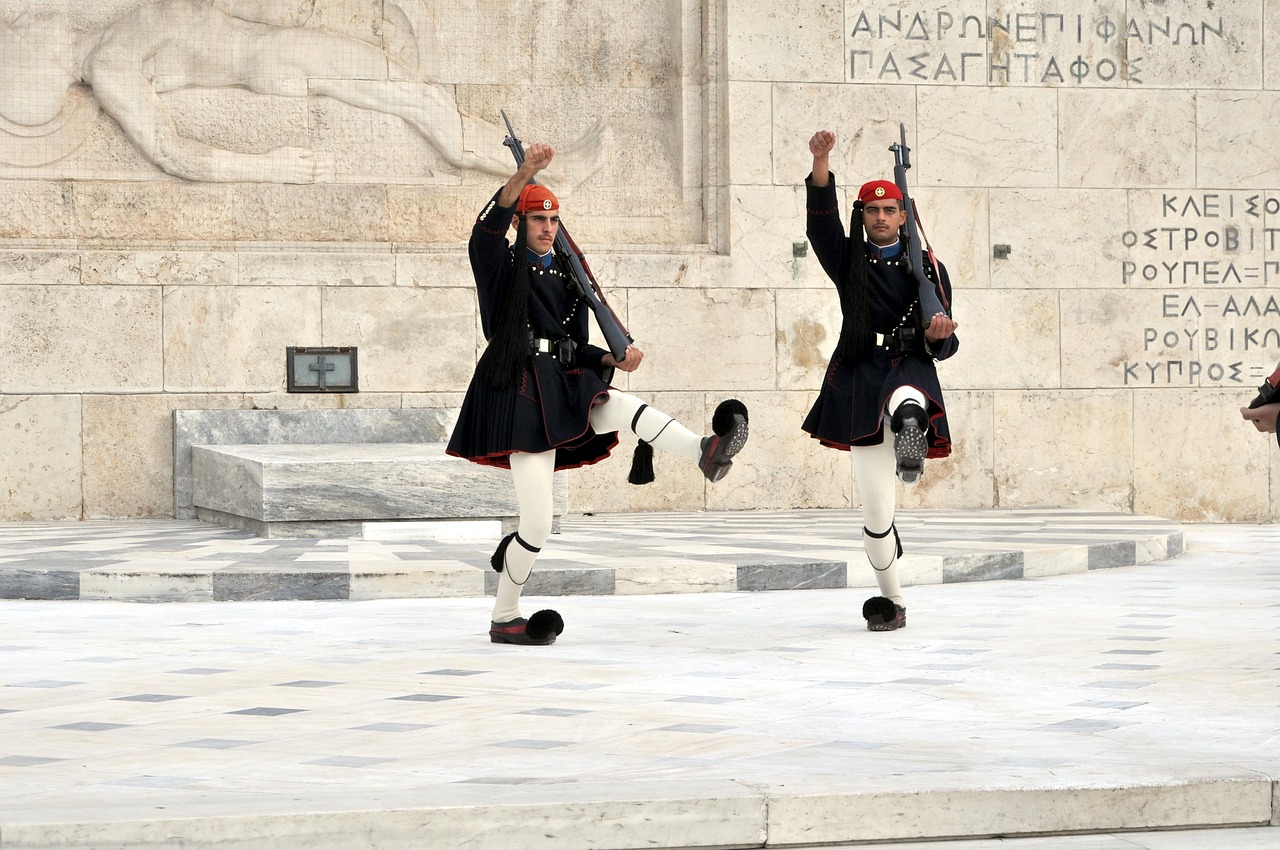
[890, 401, 928, 484]
[862, 596, 906, 632]
[526, 609, 565, 641]
[712, 398, 749, 435]
[489, 609, 564, 646]
[699, 399, 750, 483]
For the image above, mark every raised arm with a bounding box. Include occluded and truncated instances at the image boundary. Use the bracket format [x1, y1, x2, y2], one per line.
[809, 130, 835, 187]
[496, 143, 555, 208]
[804, 130, 847, 284]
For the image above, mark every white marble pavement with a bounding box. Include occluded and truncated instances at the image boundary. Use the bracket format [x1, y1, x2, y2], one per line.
[0, 521, 1277, 849]
[0, 508, 1183, 602]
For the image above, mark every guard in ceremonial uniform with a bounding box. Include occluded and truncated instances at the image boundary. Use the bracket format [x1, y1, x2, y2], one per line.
[801, 129, 959, 632]
[448, 142, 749, 646]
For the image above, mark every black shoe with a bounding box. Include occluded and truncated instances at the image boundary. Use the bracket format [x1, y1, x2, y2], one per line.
[699, 400, 749, 483]
[863, 596, 906, 632]
[891, 401, 928, 484]
[489, 610, 564, 646]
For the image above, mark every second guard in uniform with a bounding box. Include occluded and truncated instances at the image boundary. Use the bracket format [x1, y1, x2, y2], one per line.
[801, 129, 959, 632]
[448, 142, 750, 646]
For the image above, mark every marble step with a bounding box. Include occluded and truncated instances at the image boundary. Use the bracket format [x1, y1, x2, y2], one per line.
[191, 442, 565, 538]
[4, 771, 1273, 850]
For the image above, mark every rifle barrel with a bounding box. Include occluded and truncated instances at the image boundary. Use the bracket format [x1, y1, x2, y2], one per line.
[497, 111, 632, 360]
[891, 124, 945, 320]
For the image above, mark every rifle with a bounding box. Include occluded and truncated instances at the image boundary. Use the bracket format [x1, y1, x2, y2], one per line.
[500, 110, 633, 363]
[889, 123, 948, 321]
[1248, 362, 1280, 408]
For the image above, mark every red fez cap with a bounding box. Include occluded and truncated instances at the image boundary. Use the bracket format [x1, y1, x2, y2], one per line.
[857, 179, 903, 205]
[516, 184, 559, 214]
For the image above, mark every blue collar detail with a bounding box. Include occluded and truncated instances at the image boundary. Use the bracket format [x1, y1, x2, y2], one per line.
[527, 248, 554, 269]
[869, 239, 902, 259]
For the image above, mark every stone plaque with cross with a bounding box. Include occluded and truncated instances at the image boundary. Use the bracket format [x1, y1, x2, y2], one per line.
[286, 347, 359, 393]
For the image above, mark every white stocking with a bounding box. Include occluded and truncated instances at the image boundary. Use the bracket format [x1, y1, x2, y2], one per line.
[590, 390, 702, 462]
[851, 440, 904, 606]
[492, 451, 556, 622]
[887, 386, 928, 424]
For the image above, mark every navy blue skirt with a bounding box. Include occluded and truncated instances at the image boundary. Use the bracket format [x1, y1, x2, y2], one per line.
[447, 355, 618, 471]
[802, 349, 952, 457]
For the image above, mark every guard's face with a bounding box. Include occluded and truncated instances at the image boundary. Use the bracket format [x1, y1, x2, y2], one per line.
[523, 210, 560, 254]
[862, 201, 906, 247]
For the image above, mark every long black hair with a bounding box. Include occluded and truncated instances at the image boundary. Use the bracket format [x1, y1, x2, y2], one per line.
[835, 200, 874, 361]
[474, 213, 533, 388]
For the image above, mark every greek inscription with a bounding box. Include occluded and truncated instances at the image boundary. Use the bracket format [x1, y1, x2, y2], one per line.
[850, 51, 1139, 84]
[1122, 261, 1261, 287]
[1121, 360, 1247, 386]
[1118, 288, 1280, 384]
[1160, 193, 1280, 220]
[849, 11, 1225, 45]
[1159, 295, 1280, 319]
[1121, 194, 1280, 289]
[849, 8, 1227, 87]
[1143, 327, 1280, 351]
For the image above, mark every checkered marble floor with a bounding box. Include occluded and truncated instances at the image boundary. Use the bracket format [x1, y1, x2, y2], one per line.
[0, 521, 1276, 849]
[0, 508, 1183, 602]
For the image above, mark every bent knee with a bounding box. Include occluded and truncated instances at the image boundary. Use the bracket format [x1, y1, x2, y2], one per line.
[518, 513, 553, 549]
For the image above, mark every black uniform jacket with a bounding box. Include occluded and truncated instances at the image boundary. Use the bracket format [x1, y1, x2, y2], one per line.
[446, 190, 617, 470]
[801, 174, 957, 457]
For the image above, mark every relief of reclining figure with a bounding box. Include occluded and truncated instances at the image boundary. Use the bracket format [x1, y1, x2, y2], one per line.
[0, 0, 606, 188]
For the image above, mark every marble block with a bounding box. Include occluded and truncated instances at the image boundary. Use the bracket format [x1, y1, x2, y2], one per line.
[173, 407, 457, 519]
[0, 395, 83, 521]
[192, 443, 564, 538]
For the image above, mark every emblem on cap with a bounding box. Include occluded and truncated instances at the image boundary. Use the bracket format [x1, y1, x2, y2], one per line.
[543, 199, 552, 210]
[875, 187, 886, 198]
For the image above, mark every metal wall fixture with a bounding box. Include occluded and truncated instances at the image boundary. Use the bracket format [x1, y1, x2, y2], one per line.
[286, 347, 359, 393]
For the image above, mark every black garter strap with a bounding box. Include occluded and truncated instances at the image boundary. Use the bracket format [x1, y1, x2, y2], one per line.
[630, 404, 649, 434]
[629, 403, 674, 445]
[863, 523, 904, 562]
[491, 531, 542, 574]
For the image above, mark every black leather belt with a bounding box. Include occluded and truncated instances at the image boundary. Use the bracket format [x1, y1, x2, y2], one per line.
[876, 326, 920, 355]
[531, 336, 577, 366]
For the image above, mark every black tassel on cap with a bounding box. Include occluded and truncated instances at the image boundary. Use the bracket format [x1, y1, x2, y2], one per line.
[474, 215, 533, 389]
[836, 201, 874, 362]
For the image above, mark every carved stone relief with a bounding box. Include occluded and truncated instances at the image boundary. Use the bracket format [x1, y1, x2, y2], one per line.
[0, 0, 701, 243]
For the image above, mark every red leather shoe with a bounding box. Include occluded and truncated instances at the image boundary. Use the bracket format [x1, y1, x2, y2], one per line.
[489, 609, 564, 645]
[699, 400, 749, 483]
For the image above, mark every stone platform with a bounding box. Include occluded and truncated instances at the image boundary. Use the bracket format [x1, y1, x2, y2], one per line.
[0, 520, 1276, 850]
[0, 509, 1182, 602]
[191, 442, 565, 538]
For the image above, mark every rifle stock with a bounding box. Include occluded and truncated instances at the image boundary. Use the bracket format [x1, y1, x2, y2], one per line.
[889, 123, 947, 321]
[500, 111, 633, 362]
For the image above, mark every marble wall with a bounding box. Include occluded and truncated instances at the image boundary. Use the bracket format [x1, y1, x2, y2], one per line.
[1, 0, 1278, 522]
